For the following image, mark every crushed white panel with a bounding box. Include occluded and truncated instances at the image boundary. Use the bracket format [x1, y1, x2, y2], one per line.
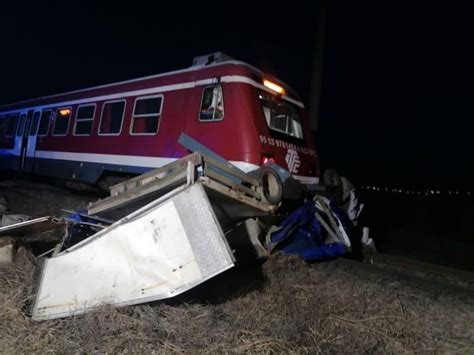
[32, 183, 234, 320]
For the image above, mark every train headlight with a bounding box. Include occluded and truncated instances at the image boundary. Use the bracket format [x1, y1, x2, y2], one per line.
[263, 80, 285, 95]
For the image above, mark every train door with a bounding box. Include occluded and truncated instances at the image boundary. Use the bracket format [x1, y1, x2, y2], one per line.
[187, 82, 227, 155]
[25, 109, 41, 172]
[15, 111, 27, 170]
[15, 109, 37, 171]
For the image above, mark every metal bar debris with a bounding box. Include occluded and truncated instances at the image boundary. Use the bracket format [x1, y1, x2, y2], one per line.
[108, 152, 202, 197]
[88, 149, 276, 222]
[178, 133, 259, 186]
[0, 216, 67, 238]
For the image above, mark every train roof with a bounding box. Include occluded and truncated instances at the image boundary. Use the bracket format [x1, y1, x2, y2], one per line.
[0, 52, 304, 112]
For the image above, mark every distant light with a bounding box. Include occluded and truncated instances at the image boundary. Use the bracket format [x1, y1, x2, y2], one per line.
[263, 80, 285, 94]
[59, 109, 71, 116]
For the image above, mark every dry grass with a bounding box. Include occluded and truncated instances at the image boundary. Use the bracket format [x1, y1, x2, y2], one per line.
[1, 249, 474, 354]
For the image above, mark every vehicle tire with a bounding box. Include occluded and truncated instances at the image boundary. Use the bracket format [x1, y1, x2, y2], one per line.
[259, 167, 283, 205]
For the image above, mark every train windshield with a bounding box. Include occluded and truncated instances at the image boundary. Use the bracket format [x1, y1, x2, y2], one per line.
[258, 90, 303, 139]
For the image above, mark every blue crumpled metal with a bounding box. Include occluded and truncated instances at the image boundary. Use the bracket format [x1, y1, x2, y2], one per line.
[67, 209, 88, 223]
[270, 202, 347, 261]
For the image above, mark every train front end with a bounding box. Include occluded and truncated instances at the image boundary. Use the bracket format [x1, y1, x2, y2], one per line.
[248, 77, 320, 201]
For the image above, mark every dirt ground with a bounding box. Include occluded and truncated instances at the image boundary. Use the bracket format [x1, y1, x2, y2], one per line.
[1, 178, 474, 353]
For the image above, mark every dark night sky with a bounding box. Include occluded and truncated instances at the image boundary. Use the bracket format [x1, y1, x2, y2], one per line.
[1, 1, 472, 189]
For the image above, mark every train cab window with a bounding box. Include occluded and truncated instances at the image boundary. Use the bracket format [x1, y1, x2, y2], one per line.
[258, 90, 303, 139]
[99, 100, 125, 135]
[38, 110, 52, 136]
[29, 111, 41, 136]
[4, 113, 18, 137]
[74, 104, 96, 136]
[199, 85, 224, 121]
[130, 96, 162, 135]
[53, 108, 72, 136]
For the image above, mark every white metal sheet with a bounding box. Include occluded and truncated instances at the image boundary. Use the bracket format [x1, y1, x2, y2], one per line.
[32, 183, 234, 320]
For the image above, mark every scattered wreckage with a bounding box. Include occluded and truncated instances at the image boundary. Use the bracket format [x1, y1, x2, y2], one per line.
[0, 133, 372, 320]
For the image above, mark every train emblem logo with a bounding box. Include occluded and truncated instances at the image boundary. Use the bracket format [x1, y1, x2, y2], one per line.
[285, 148, 301, 174]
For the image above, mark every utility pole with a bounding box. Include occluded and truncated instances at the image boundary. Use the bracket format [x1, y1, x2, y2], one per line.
[309, 0, 328, 134]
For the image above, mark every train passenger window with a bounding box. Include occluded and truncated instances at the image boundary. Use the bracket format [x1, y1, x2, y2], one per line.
[29, 111, 41, 136]
[130, 96, 163, 135]
[53, 108, 72, 136]
[4, 113, 18, 137]
[99, 100, 125, 135]
[200, 85, 224, 121]
[38, 110, 52, 136]
[74, 104, 96, 136]
[16, 114, 26, 136]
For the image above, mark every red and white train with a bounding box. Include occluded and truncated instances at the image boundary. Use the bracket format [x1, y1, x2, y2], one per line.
[0, 52, 319, 188]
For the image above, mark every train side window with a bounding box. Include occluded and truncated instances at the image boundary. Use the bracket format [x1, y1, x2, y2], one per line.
[4, 113, 18, 137]
[29, 111, 41, 136]
[16, 114, 26, 136]
[38, 110, 52, 136]
[199, 85, 224, 121]
[74, 104, 96, 136]
[130, 95, 163, 135]
[0, 116, 4, 136]
[99, 100, 125, 135]
[53, 108, 72, 136]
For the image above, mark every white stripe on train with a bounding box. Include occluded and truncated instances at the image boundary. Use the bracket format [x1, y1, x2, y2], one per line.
[34, 150, 318, 184]
[0, 75, 304, 116]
